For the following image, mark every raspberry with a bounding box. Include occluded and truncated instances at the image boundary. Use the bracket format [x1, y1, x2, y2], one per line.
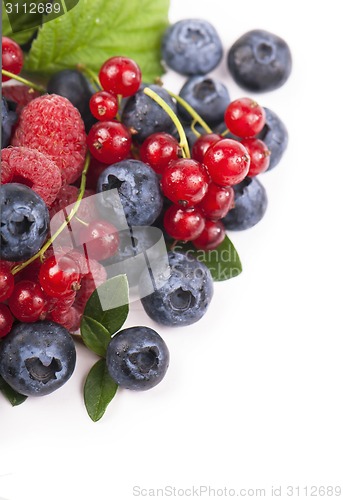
[1, 146, 62, 207]
[2, 84, 40, 114]
[11, 94, 87, 184]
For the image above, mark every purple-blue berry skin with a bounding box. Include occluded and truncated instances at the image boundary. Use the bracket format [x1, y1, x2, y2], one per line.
[121, 84, 177, 144]
[96, 159, 163, 227]
[139, 252, 214, 327]
[228, 29, 292, 92]
[0, 321, 76, 397]
[0, 183, 49, 262]
[222, 177, 268, 231]
[257, 107, 288, 171]
[177, 76, 230, 127]
[106, 327, 169, 391]
[162, 19, 223, 76]
[1, 97, 17, 148]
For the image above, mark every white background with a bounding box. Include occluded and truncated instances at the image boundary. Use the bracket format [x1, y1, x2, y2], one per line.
[1, 1, 343, 499]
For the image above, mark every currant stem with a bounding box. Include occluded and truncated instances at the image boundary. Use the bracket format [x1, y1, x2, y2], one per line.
[11, 153, 91, 276]
[166, 90, 213, 135]
[143, 87, 191, 159]
[190, 119, 201, 138]
[1, 69, 46, 93]
[77, 65, 102, 90]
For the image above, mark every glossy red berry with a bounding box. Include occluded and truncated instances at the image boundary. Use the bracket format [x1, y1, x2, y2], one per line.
[39, 255, 81, 298]
[140, 132, 180, 174]
[161, 158, 210, 207]
[198, 183, 234, 221]
[0, 303, 14, 338]
[87, 121, 132, 164]
[224, 97, 266, 138]
[2, 37, 24, 82]
[99, 56, 142, 97]
[163, 205, 205, 241]
[203, 138, 250, 186]
[240, 138, 271, 176]
[78, 220, 119, 261]
[191, 133, 222, 163]
[89, 91, 118, 121]
[8, 280, 46, 322]
[0, 262, 15, 302]
[193, 220, 226, 250]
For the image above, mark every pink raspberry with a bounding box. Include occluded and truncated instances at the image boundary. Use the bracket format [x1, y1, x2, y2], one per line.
[2, 84, 41, 114]
[11, 94, 87, 184]
[1, 146, 62, 207]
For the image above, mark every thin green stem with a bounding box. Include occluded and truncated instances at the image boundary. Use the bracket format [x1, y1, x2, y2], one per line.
[220, 128, 231, 137]
[77, 65, 101, 90]
[143, 87, 190, 158]
[166, 90, 213, 135]
[1, 70, 45, 93]
[190, 119, 201, 138]
[11, 153, 91, 276]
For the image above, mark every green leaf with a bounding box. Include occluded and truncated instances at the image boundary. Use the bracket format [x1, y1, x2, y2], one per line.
[0, 376, 27, 406]
[80, 275, 129, 356]
[2, 1, 38, 45]
[84, 358, 118, 422]
[24, 0, 170, 82]
[173, 235, 243, 282]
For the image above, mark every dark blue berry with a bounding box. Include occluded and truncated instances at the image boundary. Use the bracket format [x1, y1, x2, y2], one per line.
[0, 321, 76, 397]
[257, 107, 288, 171]
[1, 97, 17, 148]
[106, 326, 169, 391]
[96, 160, 163, 227]
[0, 183, 49, 262]
[162, 19, 223, 75]
[177, 76, 230, 126]
[121, 84, 177, 144]
[222, 177, 268, 231]
[227, 29, 292, 92]
[47, 69, 96, 132]
[139, 251, 214, 327]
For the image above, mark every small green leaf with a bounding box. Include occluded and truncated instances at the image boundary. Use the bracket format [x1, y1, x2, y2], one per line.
[0, 376, 27, 406]
[24, 0, 170, 82]
[80, 316, 112, 357]
[83, 275, 129, 335]
[173, 235, 243, 282]
[2, 1, 40, 45]
[84, 359, 118, 422]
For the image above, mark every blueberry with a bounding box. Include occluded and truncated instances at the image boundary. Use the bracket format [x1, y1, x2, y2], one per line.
[222, 177, 268, 231]
[0, 183, 49, 262]
[96, 160, 163, 227]
[177, 76, 230, 126]
[257, 107, 288, 171]
[1, 97, 17, 148]
[47, 69, 96, 132]
[106, 326, 169, 391]
[228, 29, 292, 92]
[139, 251, 214, 327]
[162, 19, 223, 75]
[0, 321, 76, 397]
[121, 84, 177, 144]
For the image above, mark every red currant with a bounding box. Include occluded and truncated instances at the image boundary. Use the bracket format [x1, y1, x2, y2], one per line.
[161, 158, 210, 207]
[224, 97, 266, 138]
[203, 138, 250, 187]
[78, 220, 119, 261]
[140, 132, 180, 174]
[191, 133, 222, 163]
[198, 183, 234, 221]
[87, 121, 132, 164]
[2, 37, 24, 82]
[8, 280, 46, 322]
[89, 91, 119, 121]
[163, 205, 205, 241]
[193, 220, 225, 250]
[240, 138, 271, 176]
[0, 303, 14, 338]
[0, 262, 15, 302]
[39, 255, 81, 298]
[99, 56, 142, 97]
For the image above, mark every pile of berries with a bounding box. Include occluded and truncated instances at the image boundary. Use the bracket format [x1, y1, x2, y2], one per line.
[0, 20, 290, 403]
